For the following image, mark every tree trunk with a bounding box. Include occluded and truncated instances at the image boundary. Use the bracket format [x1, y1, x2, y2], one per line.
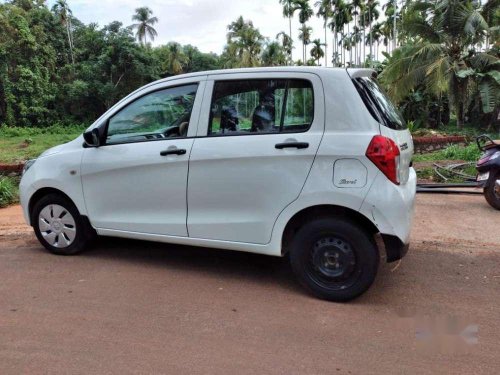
[324, 20, 328, 67]
[289, 16, 292, 63]
[369, 9, 372, 63]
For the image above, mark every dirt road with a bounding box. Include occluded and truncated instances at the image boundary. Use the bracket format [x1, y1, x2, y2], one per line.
[1, 195, 499, 374]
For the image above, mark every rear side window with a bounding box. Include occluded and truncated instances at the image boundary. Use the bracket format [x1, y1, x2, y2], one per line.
[209, 79, 314, 136]
[353, 77, 406, 130]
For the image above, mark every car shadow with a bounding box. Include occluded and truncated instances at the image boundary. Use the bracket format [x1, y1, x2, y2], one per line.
[82, 236, 301, 294]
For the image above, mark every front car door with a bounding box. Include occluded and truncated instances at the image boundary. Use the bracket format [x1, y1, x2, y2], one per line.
[81, 77, 206, 236]
[187, 72, 324, 244]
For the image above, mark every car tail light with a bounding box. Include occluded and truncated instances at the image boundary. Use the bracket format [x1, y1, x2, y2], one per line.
[366, 135, 401, 185]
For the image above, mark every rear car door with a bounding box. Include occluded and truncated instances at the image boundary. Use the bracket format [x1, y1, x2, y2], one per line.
[81, 78, 205, 236]
[187, 72, 324, 244]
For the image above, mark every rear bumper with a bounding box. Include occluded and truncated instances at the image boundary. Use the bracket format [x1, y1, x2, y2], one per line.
[381, 234, 409, 263]
[360, 168, 417, 248]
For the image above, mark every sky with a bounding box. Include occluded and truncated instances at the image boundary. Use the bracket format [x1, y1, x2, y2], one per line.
[46, 0, 333, 61]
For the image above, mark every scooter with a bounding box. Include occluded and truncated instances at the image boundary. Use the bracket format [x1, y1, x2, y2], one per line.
[476, 135, 500, 210]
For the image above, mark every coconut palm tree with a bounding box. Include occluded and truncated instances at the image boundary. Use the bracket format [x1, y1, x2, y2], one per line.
[380, 0, 498, 128]
[52, 0, 74, 64]
[310, 39, 326, 65]
[131, 7, 158, 46]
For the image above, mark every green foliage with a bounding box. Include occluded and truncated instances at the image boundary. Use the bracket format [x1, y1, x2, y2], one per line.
[0, 124, 86, 163]
[380, 0, 499, 129]
[0, 177, 18, 208]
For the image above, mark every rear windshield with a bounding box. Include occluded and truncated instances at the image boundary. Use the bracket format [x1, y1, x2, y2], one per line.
[353, 77, 406, 130]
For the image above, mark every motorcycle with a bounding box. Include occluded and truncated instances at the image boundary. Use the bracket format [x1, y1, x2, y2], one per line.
[476, 135, 500, 210]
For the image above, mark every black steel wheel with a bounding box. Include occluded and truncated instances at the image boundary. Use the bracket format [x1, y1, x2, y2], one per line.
[290, 218, 379, 302]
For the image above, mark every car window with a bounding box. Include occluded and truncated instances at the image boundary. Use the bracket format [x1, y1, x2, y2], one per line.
[353, 77, 406, 130]
[282, 80, 314, 132]
[106, 84, 198, 145]
[209, 79, 313, 136]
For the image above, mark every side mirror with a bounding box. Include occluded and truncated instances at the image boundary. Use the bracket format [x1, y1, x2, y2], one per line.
[83, 128, 101, 148]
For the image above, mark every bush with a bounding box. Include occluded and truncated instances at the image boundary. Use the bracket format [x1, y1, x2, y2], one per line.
[0, 177, 18, 208]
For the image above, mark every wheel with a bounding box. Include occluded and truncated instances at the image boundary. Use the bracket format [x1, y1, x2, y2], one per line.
[32, 194, 91, 255]
[289, 217, 379, 302]
[484, 171, 500, 210]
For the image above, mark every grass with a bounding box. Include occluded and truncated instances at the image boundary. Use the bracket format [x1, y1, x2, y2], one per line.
[0, 124, 86, 164]
[413, 143, 482, 163]
[0, 176, 18, 208]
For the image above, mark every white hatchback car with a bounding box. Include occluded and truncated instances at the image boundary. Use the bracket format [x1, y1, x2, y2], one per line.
[20, 67, 416, 301]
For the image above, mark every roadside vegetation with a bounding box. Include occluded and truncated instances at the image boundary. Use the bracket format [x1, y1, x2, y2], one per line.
[0, 125, 85, 164]
[0, 176, 18, 208]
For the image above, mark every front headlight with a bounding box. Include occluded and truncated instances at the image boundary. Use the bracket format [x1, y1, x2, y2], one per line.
[490, 151, 500, 161]
[22, 159, 37, 175]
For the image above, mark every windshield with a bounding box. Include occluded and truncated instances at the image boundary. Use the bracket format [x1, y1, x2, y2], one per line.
[353, 77, 406, 130]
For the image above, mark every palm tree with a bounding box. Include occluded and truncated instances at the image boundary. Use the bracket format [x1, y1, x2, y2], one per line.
[364, 0, 380, 62]
[315, 0, 334, 67]
[52, 0, 74, 64]
[276, 31, 293, 63]
[350, 0, 365, 66]
[330, 0, 351, 66]
[310, 39, 326, 65]
[279, 0, 300, 61]
[382, 0, 397, 52]
[225, 16, 265, 67]
[164, 42, 187, 75]
[296, 0, 314, 63]
[262, 41, 288, 66]
[298, 24, 313, 64]
[131, 7, 158, 45]
[380, 0, 497, 128]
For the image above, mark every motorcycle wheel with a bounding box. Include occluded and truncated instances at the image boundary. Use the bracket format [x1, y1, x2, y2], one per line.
[484, 171, 500, 210]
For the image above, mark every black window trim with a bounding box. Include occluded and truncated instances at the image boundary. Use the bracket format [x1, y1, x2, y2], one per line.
[352, 77, 406, 131]
[206, 78, 315, 138]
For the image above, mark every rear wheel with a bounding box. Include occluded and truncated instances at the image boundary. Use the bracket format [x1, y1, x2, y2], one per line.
[32, 194, 91, 255]
[484, 171, 500, 210]
[289, 218, 379, 302]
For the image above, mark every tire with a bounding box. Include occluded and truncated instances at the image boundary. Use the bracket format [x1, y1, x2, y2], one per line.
[32, 194, 91, 255]
[484, 171, 500, 210]
[289, 217, 379, 302]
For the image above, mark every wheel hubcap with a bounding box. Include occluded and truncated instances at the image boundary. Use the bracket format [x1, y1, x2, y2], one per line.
[38, 204, 76, 248]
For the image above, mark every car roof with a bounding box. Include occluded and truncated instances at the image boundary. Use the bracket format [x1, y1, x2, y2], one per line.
[146, 67, 376, 86]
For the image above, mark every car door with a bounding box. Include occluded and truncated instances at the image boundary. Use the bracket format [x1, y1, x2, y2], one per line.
[81, 78, 206, 236]
[187, 72, 324, 244]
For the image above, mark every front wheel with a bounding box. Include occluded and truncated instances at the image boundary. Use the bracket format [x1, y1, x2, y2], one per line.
[32, 194, 91, 255]
[484, 171, 500, 210]
[289, 218, 379, 302]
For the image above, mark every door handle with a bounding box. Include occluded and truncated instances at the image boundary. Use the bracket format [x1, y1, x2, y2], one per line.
[160, 148, 187, 156]
[275, 142, 309, 150]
